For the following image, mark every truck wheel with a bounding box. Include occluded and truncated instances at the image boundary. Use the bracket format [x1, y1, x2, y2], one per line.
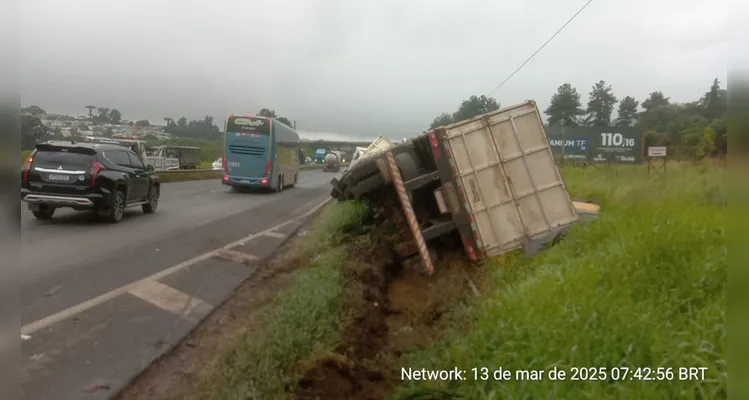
[142, 186, 159, 214]
[32, 207, 55, 220]
[396, 152, 420, 181]
[106, 190, 126, 223]
[351, 174, 385, 198]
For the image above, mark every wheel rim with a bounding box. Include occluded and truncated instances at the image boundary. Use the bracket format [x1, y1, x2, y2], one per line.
[151, 190, 159, 207]
[114, 195, 124, 220]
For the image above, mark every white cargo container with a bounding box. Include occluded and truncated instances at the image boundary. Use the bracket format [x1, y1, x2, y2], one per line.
[441, 100, 579, 256]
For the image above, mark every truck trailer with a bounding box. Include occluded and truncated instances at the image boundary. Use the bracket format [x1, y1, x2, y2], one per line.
[331, 100, 593, 273]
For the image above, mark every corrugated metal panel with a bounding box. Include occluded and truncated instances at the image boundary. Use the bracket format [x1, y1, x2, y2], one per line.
[443, 100, 579, 257]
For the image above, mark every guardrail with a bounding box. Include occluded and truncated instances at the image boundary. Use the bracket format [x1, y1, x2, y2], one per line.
[157, 169, 220, 174]
[156, 164, 324, 174]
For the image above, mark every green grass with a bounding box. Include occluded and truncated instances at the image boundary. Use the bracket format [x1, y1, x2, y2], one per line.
[391, 162, 726, 399]
[190, 201, 369, 400]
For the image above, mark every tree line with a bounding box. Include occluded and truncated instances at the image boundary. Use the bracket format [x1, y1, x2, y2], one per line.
[84, 105, 123, 124]
[163, 116, 221, 139]
[256, 108, 294, 128]
[162, 108, 295, 139]
[428, 78, 727, 158]
[21, 104, 298, 150]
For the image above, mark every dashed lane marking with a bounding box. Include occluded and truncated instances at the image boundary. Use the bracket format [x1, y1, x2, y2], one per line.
[21, 196, 332, 336]
[215, 249, 259, 264]
[260, 231, 286, 239]
[128, 280, 213, 323]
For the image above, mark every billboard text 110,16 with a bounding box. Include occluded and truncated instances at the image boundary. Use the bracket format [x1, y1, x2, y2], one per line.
[544, 126, 644, 164]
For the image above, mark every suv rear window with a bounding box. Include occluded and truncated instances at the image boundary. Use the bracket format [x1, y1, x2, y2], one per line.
[34, 150, 94, 169]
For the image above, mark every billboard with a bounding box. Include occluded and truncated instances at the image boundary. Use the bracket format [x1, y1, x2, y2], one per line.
[547, 137, 589, 161]
[545, 126, 644, 163]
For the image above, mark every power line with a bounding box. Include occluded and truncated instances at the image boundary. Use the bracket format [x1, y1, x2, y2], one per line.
[486, 0, 595, 97]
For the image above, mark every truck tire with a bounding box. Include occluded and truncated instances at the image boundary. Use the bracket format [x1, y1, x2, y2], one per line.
[396, 152, 420, 182]
[351, 174, 385, 199]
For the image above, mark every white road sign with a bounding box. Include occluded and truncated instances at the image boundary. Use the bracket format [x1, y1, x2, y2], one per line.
[648, 146, 667, 157]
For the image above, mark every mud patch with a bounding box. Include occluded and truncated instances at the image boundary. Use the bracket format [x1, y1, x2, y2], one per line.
[294, 213, 486, 400]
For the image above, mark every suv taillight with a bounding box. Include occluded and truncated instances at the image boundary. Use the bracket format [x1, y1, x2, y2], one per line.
[90, 160, 104, 187]
[22, 155, 33, 183]
[222, 156, 227, 171]
[264, 160, 272, 177]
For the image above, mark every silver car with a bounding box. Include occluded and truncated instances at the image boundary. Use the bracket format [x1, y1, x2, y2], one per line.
[211, 158, 222, 170]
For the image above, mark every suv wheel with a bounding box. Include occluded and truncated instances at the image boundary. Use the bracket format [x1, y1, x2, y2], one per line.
[107, 190, 126, 223]
[142, 186, 159, 214]
[32, 207, 55, 220]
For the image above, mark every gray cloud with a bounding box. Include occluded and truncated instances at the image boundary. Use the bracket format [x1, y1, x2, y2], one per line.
[21, 0, 736, 140]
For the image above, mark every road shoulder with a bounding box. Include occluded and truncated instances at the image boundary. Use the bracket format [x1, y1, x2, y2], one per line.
[114, 201, 338, 400]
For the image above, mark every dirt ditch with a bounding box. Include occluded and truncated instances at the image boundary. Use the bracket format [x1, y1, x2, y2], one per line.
[294, 209, 487, 400]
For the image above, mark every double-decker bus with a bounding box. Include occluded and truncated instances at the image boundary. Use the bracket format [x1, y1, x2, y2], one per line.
[221, 114, 301, 191]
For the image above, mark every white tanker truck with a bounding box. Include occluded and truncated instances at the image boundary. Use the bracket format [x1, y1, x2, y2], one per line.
[322, 152, 341, 172]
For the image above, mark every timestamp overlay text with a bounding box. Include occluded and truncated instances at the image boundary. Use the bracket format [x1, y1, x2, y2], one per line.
[401, 366, 709, 382]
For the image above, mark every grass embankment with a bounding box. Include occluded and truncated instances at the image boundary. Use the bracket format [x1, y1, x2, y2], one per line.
[188, 201, 369, 400]
[394, 163, 726, 399]
[181, 162, 725, 400]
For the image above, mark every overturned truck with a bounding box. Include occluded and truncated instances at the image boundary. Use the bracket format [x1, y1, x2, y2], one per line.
[330, 100, 598, 274]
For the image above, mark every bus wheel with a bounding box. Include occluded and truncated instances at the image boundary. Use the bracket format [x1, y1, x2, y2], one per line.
[287, 173, 298, 188]
[276, 175, 284, 193]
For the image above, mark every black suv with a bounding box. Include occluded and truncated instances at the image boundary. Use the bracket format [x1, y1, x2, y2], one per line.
[21, 141, 161, 223]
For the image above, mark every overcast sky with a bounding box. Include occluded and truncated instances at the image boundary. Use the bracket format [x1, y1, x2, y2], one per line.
[20, 0, 740, 141]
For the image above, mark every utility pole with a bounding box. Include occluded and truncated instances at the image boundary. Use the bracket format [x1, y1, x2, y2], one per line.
[293, 120, 297, 130]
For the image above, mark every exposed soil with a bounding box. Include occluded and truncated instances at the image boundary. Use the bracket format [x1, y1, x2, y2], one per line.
[294, 207, 486, 400]
[116, 198, 487, 400]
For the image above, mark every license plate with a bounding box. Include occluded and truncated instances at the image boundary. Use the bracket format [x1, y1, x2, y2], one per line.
[434, 188, 448, 214]
[240, 180, 250, 184]
[48, 174, 70, 181]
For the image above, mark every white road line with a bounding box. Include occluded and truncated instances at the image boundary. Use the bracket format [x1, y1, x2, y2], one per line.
[261, 231, 286, 239]
[21, 196, 332, 336]
[215, 249, 259, 264]
[128, 280, 213, 323]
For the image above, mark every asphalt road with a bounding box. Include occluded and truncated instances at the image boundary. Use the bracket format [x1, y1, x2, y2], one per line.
[21, 170, 337, 400]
